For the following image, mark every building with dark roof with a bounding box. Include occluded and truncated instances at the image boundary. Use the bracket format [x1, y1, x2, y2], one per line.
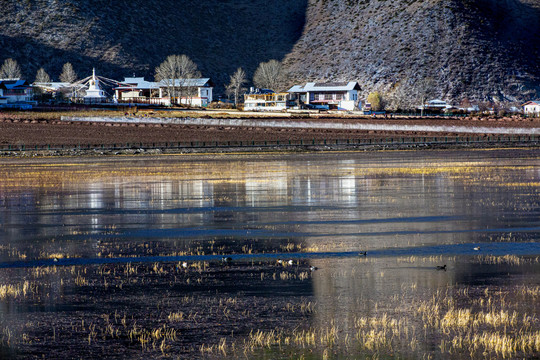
[0, 79, 33, 105]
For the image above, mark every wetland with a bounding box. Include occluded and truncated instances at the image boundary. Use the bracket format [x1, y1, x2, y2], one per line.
[0, 149, 539, 359]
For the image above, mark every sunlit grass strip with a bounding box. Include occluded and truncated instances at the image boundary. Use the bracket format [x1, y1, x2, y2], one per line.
[206, 283, 540, 358]
[0, 281, 33, 299]
[475, 254, 536, 266]
[2, 160, 537, 192]
[500, 182, 540, 187]
[453, 331, 540, 358]
[440, 308, 519, 329]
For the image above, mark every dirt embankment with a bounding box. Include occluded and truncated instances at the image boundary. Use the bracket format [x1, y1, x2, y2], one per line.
[0, 112, 538, 148]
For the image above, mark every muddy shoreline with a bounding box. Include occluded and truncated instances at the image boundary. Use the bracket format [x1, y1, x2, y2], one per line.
[1, 112, 538, 154]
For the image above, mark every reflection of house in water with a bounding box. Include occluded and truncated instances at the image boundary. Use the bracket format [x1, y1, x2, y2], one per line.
[244, 162, 289, 206]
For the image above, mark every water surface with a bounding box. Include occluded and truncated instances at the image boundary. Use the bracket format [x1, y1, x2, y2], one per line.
[0, 149, 538, 358]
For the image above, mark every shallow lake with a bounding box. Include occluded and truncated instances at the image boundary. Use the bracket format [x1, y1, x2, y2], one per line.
[0, 149, 539, 359]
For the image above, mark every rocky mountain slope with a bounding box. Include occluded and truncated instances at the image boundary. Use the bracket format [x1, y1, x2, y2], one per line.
[283, 0, 540, 105]
[0, 0, 306, 91]
[1, 0, 539, 104]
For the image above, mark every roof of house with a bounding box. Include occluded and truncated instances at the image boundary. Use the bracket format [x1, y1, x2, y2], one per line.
[288, 85, 304, 93]
[522, 101, 540, 106]
[427, 99, 448, 105]
[33, 82, 71, 91]
[288, 81, 360, 92]
[114, 77, 158, 90]
[158, 78, 213, 87]
[0, 79, 30, 90]
[115, 77, 214, 90]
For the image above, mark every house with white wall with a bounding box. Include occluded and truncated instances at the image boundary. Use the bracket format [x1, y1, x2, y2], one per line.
[159, 78, 213, 107]
[0, 79, 33, 104]
[424, 99, 452, 110]
[114, 77, 214, 107]
[114, 77, 160, 104]
[243, 88, 290, 111]
[288, 82, 361, 111]
[523, 101, 540, 116]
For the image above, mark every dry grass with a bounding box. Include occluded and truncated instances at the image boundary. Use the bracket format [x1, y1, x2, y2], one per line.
[197, 281, 540, 359]
[475, 254, 537, 266]
[0, 281, 34, 299]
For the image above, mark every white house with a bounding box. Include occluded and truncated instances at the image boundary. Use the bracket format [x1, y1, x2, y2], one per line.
[114, 77, 160, 104]
[159, 78, 213, 107]
[114, 77, 214, 107]
[243, 88, 289, 111]
[0, 79, 33, 104]
[288, 82, 361, 111]
[424, 99, 452, 110]
[457, 104, 480, 112]
[523, 101, 540, 116]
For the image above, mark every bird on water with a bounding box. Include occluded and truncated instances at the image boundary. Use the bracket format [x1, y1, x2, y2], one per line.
[436, 265, 447, 270]
[222, 256, 232, 264]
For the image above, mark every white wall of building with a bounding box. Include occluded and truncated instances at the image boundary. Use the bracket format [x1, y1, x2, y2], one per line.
[524, 103, 540, 116]
[3, 92, 32, 103]
[244, 101, 287, 111]
[339, 100, 356, 111]
[198, 87, 213, 103]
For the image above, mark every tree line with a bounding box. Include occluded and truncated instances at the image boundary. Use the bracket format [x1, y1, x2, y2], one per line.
[0, 56, 287, 106]
[2, 56, 470, 112]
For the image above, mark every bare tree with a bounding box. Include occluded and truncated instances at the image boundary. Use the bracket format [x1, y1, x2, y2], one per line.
[0, 58, 22, 79]
[59, 62, 77, 83]
[155, 54, 200, 105]
[226, 67, 247, 107]
[389, 85, 409, 112]
[253, 59, 284, 92]
[35, 68, 51, 83]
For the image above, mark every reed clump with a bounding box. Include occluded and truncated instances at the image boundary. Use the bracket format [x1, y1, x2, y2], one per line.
[202, 283, 540, 359]
[0, 281, 34, 299]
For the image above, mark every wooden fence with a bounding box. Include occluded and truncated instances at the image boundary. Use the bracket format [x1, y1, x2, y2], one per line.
[1, 135, 537, 152]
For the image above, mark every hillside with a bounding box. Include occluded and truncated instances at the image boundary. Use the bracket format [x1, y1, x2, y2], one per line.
[0, 0, 307, 91]
[1, 0, 539, 103]
[283, 0, 540, 105]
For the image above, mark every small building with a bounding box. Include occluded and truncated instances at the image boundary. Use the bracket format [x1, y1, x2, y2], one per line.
[114, 77, 214, 107]
[523, 101, 540, 116]
[288, 82, 361, 111]
[457, 104, 480, 112]
[114, 77, 160, 104]
[424, 99, 452, 110]
[160, 78, 214, 107]
[243, 88, 290, 111]
[0, 79, 33, 104]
